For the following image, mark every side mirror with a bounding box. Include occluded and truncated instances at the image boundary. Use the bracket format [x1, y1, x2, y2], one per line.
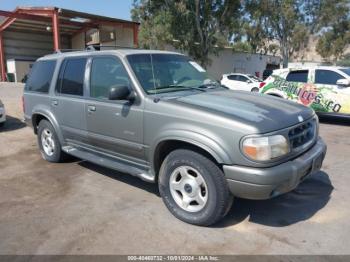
[109, 85, 134, 100]
[336, 79, 350, 87]
[247, 80, 252, 83]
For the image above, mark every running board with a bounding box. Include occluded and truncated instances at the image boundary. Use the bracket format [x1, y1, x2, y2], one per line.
[62, 146, 155, 183]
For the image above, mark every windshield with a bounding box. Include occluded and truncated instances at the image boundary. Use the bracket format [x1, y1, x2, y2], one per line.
[127, 53, 219, 94]
[340, 68, 350, 77]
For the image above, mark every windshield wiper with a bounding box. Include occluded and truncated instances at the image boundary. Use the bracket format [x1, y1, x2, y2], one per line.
[153, 85, 207, 93]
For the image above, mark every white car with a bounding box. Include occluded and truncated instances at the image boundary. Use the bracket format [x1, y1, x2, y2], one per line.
[0, 99, 6, 127]
[221, 73, 262, 92]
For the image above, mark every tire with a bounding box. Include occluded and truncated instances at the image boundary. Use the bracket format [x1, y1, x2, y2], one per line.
[37, 120, 67, 163]
[159, 149, 233, 226]
[251, 87, 259, 92]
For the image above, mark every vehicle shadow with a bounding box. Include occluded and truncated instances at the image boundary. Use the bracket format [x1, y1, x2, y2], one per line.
[215, 171, 333, 228]
[318, 115, 350, 126]
[0, 115, 26, 132]
[78, 161, 160, 196]
[78, 161, 332, 228]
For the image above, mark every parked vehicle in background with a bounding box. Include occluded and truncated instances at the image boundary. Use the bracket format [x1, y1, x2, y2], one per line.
[260, 67, 350, 117]
[24, 49, 326, 226]
[221, 73, 262, 92]
[0, 99, 6, 127]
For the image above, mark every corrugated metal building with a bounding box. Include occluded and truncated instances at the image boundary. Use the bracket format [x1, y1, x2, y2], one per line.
[0, 6, 139, 82]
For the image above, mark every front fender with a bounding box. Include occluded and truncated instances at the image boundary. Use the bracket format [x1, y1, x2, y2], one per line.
[150, 129, 232, 170]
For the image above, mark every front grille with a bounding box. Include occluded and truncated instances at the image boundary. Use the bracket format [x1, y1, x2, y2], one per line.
[288, 120, 315, 149]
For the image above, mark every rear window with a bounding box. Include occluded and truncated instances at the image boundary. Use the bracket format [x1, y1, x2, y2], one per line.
[286, 70, 308, 83]
[57, 58, 87, 96]
[25, 60, 56, 93]
[227, 75, 237, 80]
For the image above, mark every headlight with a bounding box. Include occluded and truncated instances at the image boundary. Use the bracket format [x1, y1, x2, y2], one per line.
[242, 135, 289, 161]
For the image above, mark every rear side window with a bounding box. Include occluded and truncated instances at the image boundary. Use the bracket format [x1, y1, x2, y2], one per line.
[315, 70, 343, 85]
[286, 70, 308, 83]
[57, 58, 87, 96]
[25, 60, 56, 93]
[227, 75, 237, 80]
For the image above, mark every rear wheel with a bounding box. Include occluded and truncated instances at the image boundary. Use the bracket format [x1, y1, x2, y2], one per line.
[159, 149, 233, 226]
[37, 120, 67, 162]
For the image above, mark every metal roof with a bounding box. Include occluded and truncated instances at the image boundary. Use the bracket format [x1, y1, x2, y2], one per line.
[0, 6, 139, 36]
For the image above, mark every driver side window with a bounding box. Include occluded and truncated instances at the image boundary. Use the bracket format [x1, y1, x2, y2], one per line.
[315, 70, 343, 85]
[90, 57, 131, 100]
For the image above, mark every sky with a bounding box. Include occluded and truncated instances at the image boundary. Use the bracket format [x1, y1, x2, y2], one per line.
[0, 0, 134, 20]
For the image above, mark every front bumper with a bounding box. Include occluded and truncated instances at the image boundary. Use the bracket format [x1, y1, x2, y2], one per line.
[223, 137, 327, 200]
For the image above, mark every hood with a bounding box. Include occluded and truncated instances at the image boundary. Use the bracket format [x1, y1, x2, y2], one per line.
[174, 90, 315, 133]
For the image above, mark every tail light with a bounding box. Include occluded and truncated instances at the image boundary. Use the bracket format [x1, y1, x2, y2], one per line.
[259, 82, 266, 88]
[22, 96, 25, 113]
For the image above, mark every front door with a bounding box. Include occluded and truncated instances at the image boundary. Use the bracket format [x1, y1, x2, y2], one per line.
[313, 69, 350, 114]
[85, 56, 144, 162]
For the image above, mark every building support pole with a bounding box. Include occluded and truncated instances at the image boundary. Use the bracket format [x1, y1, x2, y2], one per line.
[133, 24, 139, 47]
[0, 32, 6, 81]
[52, 9, 61, 51]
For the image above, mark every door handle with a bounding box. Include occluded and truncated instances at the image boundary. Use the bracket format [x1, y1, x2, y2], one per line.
[52, 100, 58, 106]
[88, 105, 96, 112]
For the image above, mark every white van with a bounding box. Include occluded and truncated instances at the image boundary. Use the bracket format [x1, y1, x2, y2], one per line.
[259, 66, 350, 116]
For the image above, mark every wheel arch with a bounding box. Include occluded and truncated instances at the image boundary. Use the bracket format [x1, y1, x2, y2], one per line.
[151, 136, 231, 178]
[31, 109, 64, 144]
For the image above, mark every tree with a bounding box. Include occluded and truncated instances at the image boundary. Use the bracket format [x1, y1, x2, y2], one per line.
[131, 0, 242, 67]
[242, 0, 310, 68]
[314, 0, 350, 62]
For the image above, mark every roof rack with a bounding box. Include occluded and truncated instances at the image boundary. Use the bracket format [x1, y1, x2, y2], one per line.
[52, 44, 140, 54]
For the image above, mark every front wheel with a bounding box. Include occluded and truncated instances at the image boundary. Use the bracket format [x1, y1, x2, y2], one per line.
[159, 149, 233, 226]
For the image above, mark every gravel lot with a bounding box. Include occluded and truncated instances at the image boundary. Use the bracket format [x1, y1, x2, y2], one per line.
[0, 82, 349, 255]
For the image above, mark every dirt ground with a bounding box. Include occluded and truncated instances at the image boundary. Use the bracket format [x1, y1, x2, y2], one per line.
[0, 82, 349, 255]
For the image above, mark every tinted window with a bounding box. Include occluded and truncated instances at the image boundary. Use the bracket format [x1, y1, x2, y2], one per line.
[286, 70, 308, 83]
[315, 70, 343, 85]
[237, 75, 249, 82]
[228, 75, 237, 80]
[25, 60, 56, 93]
[58, 58, 87, 96]
[90, 57, 131, 99]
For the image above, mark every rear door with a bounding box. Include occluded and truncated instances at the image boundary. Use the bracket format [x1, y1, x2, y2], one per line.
[85, 55, 144, 161]
[52, 57, 89, 145]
